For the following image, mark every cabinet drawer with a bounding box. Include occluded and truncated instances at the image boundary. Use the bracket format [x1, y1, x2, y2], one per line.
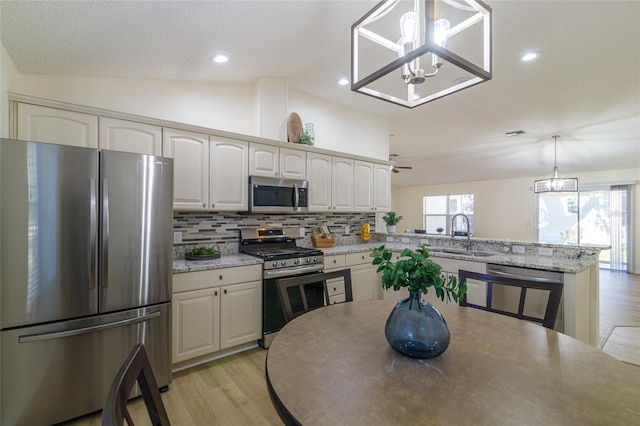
[329, 293, 347, 305]
[346, 252, 371, 266]
[327, 280, 345, 297]
[324, 255, 346, 269]
[173, 264, 262, 293]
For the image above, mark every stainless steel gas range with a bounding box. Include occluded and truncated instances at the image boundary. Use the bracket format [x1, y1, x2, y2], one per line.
[239, 228, 325, 348]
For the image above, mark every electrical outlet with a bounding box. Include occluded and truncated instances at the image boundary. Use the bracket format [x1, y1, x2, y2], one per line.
[420, 239, 429, 245]
[538, 247, 554, 256]
[345, 225, 350, 235]
[299, 227, 305, 237]
[401, 237, 410, 243]
[512, 245, 525, 254]
[173, 231, 182, 244]
[386, 236, 394, 242]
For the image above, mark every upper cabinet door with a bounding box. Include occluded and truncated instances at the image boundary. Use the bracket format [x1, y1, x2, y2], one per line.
[374, 163, 391, 212]
[306, 152, 332, 212]
[163, 128, 209, 211]
[354, 161, 374, 212]
[280, 148, 306, 179]
[249, 143, 278, 177]
[98, 117, 162, 155]
[210, 138, 249, 211]
[331, 157, 354, 212]
[16, 103, 98, 148]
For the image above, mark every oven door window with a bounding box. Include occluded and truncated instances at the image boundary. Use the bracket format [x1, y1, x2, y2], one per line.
[264, 273, 325, 335]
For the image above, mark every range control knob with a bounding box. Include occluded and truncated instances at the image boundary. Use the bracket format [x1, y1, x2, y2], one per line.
[313, 257, 318, 262]
[281, 260, 287, 266]
[272, 261, 278, 267]
[294, 259, 301, 265]
[306, 257, 312, 263]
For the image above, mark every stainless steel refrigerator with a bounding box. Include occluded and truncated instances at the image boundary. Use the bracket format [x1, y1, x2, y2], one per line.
[0, 138, 174, 425]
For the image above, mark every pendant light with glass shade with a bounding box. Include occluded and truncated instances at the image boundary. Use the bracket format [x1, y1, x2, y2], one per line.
[534, 135, 578, 193]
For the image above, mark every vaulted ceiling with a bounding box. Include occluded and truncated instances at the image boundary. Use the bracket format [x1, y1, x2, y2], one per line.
[1, 1, 638, 187]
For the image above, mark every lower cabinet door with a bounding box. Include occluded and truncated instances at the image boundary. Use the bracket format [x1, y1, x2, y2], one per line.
[350, 263, 378, 302]
[220, 281, 262, 350]
[172, 288, 220, 363]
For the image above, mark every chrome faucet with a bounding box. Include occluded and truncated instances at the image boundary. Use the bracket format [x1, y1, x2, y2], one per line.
[451, 213, 471, 251]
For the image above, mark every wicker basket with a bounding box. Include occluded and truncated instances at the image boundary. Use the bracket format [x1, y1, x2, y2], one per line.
[312, 236, 336, 248]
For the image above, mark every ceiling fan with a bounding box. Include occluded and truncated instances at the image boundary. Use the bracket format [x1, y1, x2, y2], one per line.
[389, 154, 413, 174]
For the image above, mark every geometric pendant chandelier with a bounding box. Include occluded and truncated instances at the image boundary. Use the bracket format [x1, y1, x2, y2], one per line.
[534, 135, 579, 193]
[351, 0, 492, 108]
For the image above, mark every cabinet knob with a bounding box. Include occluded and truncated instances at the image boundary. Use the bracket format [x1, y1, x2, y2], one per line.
[219, 275, 223, 280]
[333, 287, 337, 291]
[224, 289, 227, 294]
[361, 255, 365, 259]
[203, 203, 206, 207]
[333, 260, 337, 264]
[211, 203, 215, 208]
[214, 290, 218, 296]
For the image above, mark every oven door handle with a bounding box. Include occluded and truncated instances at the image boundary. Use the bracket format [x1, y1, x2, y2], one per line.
[263, 264, 324, 279]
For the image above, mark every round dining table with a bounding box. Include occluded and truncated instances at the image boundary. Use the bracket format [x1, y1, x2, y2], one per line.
[266, 299, 640, 425]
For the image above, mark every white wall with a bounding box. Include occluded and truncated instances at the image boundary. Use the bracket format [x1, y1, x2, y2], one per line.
[288, 89, 389, 161]
[13, 74, 254, 135]
[0, 43, 19, 138]
[392, 168, 640, 273]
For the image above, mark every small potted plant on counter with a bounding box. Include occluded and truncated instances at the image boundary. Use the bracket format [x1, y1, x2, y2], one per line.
[382, 211, 403, 233]
[436, 227, 444, 234]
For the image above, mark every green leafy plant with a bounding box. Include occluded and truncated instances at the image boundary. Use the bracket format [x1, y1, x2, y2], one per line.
[382, 211, 403, 226]
[371, 244, 467, 302]
[190, 247, 217, 256]
[436, 227, 444, 234]
[296, 131, 314, 145]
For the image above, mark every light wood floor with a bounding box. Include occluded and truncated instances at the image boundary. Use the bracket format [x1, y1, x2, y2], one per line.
[65, 270, 640, 425]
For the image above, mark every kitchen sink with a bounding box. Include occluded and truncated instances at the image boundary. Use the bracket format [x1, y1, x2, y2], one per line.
[433, 248, 496, 257]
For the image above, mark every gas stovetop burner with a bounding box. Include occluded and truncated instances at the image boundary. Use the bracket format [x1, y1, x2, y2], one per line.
[239, 227, 324, 270]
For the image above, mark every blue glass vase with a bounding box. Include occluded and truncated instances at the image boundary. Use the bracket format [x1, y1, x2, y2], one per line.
[385, 291, 450, 358]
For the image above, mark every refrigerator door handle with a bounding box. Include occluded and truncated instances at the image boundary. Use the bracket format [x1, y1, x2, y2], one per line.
[89, 178, 97, 289]
[101, 178, 109, 288]
[17, 311, 161, 343]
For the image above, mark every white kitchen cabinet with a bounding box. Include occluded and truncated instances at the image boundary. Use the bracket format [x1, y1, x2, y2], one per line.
[172, 288, 220, 363]
[99, 117, 162, 155]
[16, 103, 98, 148]
[423, 256, 487, 306]
[220, 281, 262, 349]
[250, 143, 306, 179]
[374, 163, 391, 212]
[354, 161, 374, 212]
[249, 143, 279, 177]
[280, 147, 306, 179]
[306, 152, 332, 212]
[324, 254, 348, 304]
[331, 156, 354, 212]
[210, 138, 248, 211]
[172, 264, 262, 365]
[346, 252, 377, 302]
[163, 128, 210, 210]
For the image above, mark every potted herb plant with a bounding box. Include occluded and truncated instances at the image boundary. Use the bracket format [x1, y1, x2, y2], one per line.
[436, 227, 444, 234]
[382, 211, 403, 233]
[371, 244, 467, 358]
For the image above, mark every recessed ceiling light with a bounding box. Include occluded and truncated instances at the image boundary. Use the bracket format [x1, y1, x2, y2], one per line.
[338, 78, 349, 86]
[212, 55, 229, 63]
[520, 52, 540, 62]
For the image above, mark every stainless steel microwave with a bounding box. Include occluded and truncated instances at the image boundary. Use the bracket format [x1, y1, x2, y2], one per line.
[248, 176, 309, 214]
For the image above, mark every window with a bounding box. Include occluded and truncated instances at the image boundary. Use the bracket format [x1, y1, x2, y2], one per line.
[423, 194, 474, 235]
[537, 185, 632, 271]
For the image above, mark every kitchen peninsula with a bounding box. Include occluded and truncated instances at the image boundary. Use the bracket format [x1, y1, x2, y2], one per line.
[174, 231, 602, 349]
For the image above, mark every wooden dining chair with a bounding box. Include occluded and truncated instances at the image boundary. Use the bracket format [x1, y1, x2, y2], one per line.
[458, 270, 563, 329]
[276, 269, 353, 323]
[102, 343, 170, 426]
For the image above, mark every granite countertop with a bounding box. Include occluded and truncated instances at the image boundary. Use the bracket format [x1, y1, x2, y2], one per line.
[173, 253, 262, 274]
[174, 242, 598, 275]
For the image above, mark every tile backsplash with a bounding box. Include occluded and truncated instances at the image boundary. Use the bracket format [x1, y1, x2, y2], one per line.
[173, 212, 376, 259]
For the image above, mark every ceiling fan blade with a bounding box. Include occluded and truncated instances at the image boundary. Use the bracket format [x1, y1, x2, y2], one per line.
[395, 166, 413, 170]
[391, 167, 400, 173]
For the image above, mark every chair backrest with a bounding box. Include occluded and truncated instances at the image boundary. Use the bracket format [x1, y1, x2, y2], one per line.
[276, 269, 353, 323]
[102, 343, 170, 426]
[458, 270, 563, 329]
